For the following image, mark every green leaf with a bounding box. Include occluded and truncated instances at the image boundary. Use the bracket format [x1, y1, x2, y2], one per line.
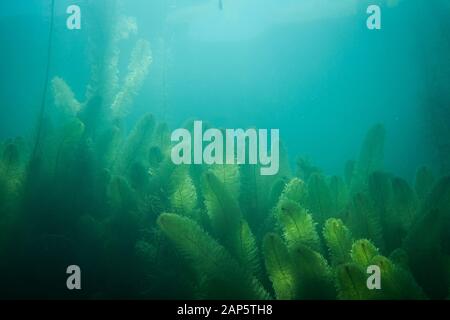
[263, 233, 296, 300]
[350, 239, 379, 269]
[323, 218, 353, 266]
[291, 244, 335, 299]
[336, 263, 373, 300]
[158, 213, 270, 299]
[169, 166, 198, 219]
[276, 199, 320, 252]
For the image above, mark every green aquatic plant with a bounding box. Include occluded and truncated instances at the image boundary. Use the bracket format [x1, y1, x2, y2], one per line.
[169, 166, 198, 219]
[203, 171, 243, 253]
[323, 218, 353, 266]
[291, 244, 335, 299]
[369, 255, 425, 300]
[1, 85, 449, 302]
[275, 199, 320, 252]
[263, 233, 297, 300]
[346, 192, 384, 250]
[278, 177, 308, 205]
[117, 113, 155, 176]
[350, 239, 379, 268]
[157, 213, 269, 299]
[336, 263, 374, 300]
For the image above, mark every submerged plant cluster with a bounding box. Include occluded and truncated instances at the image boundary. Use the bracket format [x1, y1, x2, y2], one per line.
[1, 10, 450, 300]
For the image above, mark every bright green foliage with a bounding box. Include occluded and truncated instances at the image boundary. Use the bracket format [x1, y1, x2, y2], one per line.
[276, 199, 320, 252]
[307, 173, 333, 224]
[414, 166, 435, 202]
[157, 213, 269, 299]
[350, 239, 379, 269]
[279, 177, 308, 206]
[323, 218, 353, 266]
[263, 233, 296, 300]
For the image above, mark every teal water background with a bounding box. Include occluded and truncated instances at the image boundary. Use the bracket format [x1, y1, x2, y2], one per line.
[0, 0, 448, 178]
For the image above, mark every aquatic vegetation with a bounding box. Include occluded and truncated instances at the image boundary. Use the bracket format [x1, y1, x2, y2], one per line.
[1, 104, 450, 299]
[1, 6, 450, 300]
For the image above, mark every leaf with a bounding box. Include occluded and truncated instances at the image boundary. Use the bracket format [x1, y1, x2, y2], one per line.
[263, 233, 296, 300]
[323, 218, 353, 266]
[280, 177, 308, 205]
[370, 255, 426, 300]
[111, 39, 153, 118]
[203, 171, 242, 258]
[169, 166, 198, 219]
[119, 113, 155, 173]
[210, 163, 240, 198]
[336, 263, 373, 300]
[276, 199, 320, 252]
[347, 193, 384, 249]
[350, 239, 379, 269]
[158, 213, 270, 299]
[291, 244, 335, 299]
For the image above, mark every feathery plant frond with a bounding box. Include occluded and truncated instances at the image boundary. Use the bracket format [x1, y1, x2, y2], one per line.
[169, 166, 198, 220]
[350, 239, 379, 269]
[323, 218, 353, 266]
[263, 233, 296, 300]
[157, 213, 270, 299]
[275, 199, 320, 252]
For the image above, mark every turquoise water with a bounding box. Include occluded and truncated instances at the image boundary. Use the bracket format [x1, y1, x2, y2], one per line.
[0, 0, 449, 299]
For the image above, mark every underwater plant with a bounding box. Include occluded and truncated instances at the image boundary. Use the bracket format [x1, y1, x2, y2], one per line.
[2, 101, 450, 299]
[1, 4, 450, 301]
